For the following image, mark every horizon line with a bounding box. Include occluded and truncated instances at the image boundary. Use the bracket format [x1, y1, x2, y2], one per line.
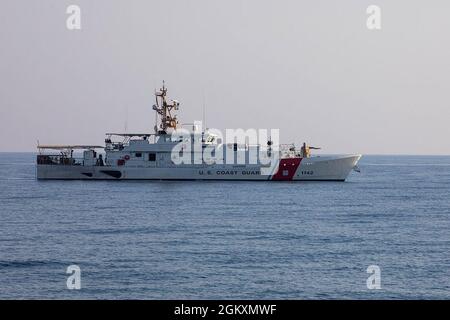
[1, 151, 450, 157]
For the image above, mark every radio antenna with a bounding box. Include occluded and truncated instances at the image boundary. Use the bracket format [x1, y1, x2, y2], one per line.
[124, 106, 128, 133]
[202, 91, 207, 130]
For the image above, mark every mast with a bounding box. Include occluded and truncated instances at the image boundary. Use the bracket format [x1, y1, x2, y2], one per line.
[152, 81, 180, 134]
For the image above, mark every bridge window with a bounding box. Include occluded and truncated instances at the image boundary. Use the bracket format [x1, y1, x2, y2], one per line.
[135, 152, 142, 158]
[148, 153, 156, 161]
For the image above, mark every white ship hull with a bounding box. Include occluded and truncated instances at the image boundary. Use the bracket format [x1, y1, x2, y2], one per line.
[37, 154, 361, 181]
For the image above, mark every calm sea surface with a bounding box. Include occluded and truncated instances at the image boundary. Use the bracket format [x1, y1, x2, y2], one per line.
[0, 153, 449, 299]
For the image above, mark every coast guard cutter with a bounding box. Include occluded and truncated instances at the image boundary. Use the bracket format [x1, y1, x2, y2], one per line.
[37, 83, 361, 181]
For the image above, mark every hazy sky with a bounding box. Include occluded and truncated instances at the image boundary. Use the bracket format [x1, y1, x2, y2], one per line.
[1, 0, 449, 154]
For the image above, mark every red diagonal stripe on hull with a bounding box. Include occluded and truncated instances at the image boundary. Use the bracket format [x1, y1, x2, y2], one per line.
[271, 158, 302, 181]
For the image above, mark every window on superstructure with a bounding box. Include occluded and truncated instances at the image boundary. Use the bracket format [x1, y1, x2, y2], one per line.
[135, 152, 142, 158]
[148, 153, 156, 161]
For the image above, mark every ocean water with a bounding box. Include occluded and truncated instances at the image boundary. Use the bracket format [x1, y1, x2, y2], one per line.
[0, 153, 449, 299]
